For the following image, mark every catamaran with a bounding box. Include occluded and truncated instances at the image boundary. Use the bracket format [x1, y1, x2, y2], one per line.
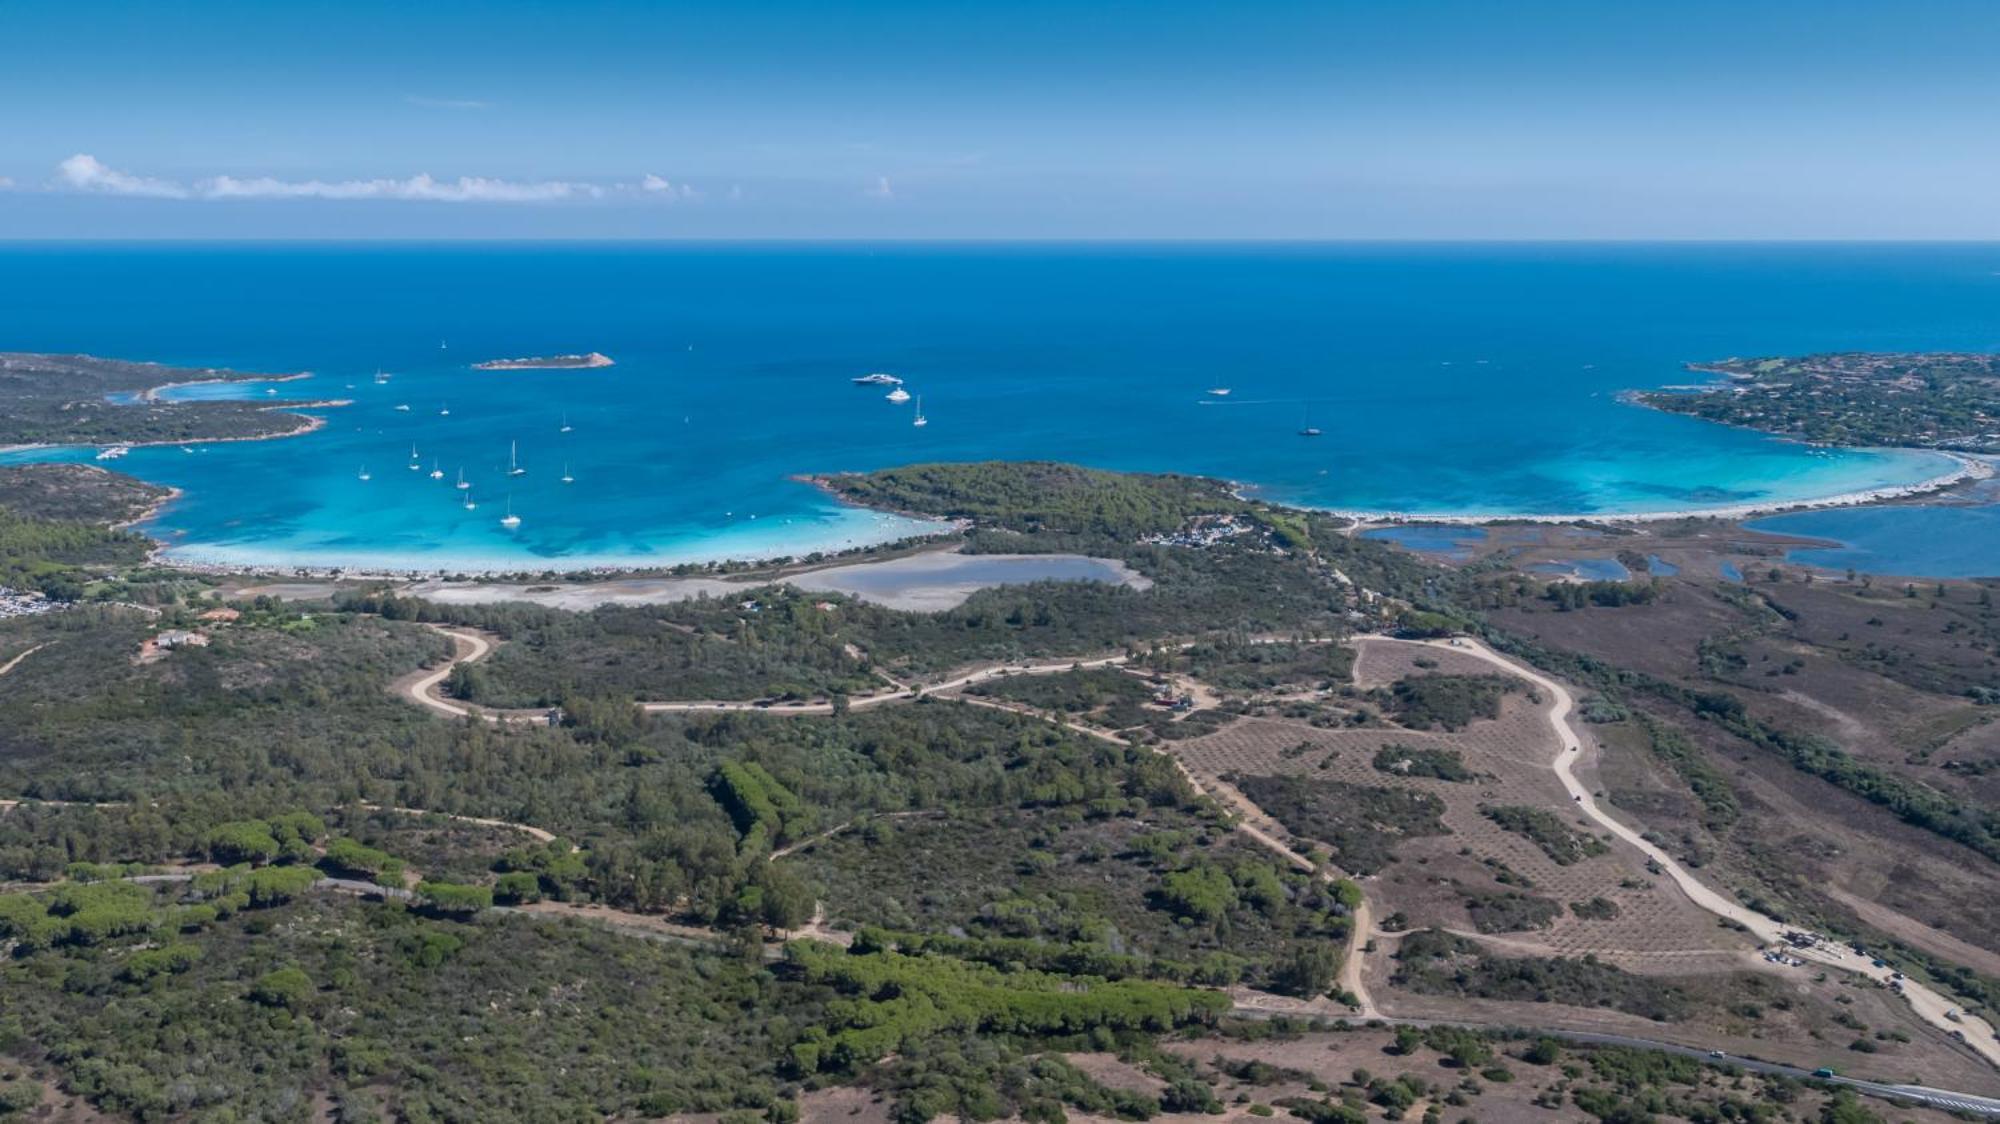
[507, 440, 526, 476]
[886, 387, 911, 403]
[500, 497, 520, 529]
[455, 467, 470, 490]
[912, 396, 928, 427]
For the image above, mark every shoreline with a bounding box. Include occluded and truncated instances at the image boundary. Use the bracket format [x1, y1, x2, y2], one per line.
[125, 451, 1990, 580]
[136, 369, 313, 403]
[1300, 451, 1992, 528]
[0, 400, 337, 457]
[131, 452, 1989, 580]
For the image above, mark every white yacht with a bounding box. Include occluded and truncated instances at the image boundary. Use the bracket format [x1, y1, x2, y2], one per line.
[500, 497, 521, 529]
[853, 372, 903, 386]
[1206, 388, 1231, 397]
[393, 404, 411, 412]
[885, 387, 911, 403]
[439, 403, 450, 417]
[507, 440, 526, 476]
[912, 396, 928, 427]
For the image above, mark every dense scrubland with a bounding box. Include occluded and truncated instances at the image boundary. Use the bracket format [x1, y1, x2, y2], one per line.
[2, 453, 1997, 1118]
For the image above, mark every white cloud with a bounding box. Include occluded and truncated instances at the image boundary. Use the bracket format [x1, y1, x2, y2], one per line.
[56, 154, 189, 198]
[47, 155, 708, 205]
[202, 173, 602, 202]
[864, 175, 895, 200]
[405, 95, 491, 110]
[640, 174, 698, 200]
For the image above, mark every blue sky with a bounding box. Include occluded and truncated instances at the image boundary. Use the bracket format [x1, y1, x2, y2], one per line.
[6, 0, 2000, 239]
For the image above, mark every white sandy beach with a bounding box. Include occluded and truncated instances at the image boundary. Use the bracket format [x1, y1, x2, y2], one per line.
[1320, 451, 1993, 527]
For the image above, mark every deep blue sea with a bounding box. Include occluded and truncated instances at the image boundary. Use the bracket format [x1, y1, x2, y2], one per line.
[1, 242, 1995, 573]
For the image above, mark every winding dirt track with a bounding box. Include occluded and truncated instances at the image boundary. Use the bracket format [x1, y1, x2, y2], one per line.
[0, 642, 46, 682]
[1423, 635, 2000, 1073]
[389, 621, 1995, 1068]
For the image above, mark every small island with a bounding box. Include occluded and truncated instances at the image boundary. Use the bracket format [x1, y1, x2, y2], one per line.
[1635, 351, 2000, 453]
[472, 352, 614, 371]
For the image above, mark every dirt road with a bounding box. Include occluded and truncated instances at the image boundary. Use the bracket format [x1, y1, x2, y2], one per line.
[1419, 634, 2000, 1073]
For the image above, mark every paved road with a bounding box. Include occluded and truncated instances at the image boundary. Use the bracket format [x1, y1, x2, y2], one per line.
[1423, 635, 2000, 1073]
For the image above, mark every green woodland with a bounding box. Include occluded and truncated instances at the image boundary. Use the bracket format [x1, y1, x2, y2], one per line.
[0, 452, 1993, 1120]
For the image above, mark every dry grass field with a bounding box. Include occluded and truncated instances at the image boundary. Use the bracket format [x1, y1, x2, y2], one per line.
[1175, 641, 1739, 968]
[1162, 636, 2000, 1093]
[1487, 572, 2000, 977]
[783, 1026, 1977, 1124]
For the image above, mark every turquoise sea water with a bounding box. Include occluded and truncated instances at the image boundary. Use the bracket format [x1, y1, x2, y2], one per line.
[2, 243, 1995, 572]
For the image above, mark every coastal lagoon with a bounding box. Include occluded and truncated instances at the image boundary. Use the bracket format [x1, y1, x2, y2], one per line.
[2, 243, 1992, 572]
[788, 551, 1149, 611]
[1748, 504, 2000, 579]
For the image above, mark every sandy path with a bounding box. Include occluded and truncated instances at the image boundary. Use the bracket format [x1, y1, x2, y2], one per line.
[954, 690, 1379, 1017]
[391, 624, 553, 724]
[1414, 634, 2000, 1073]
[0, 643, 46, 682]
[358, 802, 562, 845]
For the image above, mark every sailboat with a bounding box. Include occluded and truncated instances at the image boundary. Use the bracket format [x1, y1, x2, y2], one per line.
[439, 403, 450, 417]
[500, 496, 521, 529]
[408, 444, 422, 469]
[455, 467, 470, 490]
[375, 369, 392, 383]
[507, 440, 527, 476]
[429, 460, 445, 480]
[560, 462, 575, 485]
[358, 465, 371, 481]
[559, 413, 572, 433]
[462, 488, 477, 511]
[912, 396, 928, 427]
[1298, 401, 1322, 437]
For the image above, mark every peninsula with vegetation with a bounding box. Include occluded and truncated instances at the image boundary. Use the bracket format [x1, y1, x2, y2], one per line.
[1636, 351, 2000, 453]
[0, 352, 332, 448]
[472, 351, 614, 370]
